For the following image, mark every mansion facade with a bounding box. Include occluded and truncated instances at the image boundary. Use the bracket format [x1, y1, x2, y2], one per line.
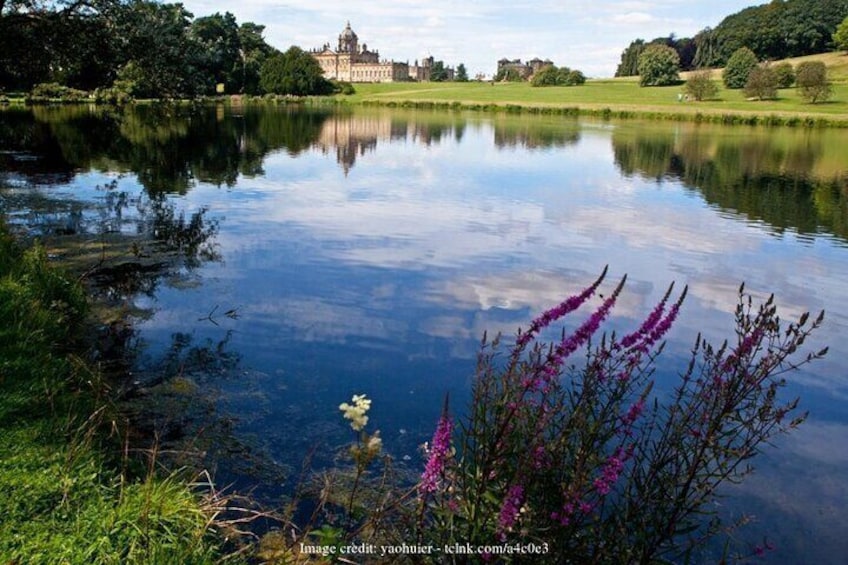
[311, 22, 433, 83]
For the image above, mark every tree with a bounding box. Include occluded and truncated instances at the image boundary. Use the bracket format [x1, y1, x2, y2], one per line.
[834, 15, 848, 52]
[530, 65, 586, 87]
[616, 39, 646, 77]
[637, 44, 680, 87]
[722, 47, 758, 89]
[259, 46, 332, 96]
[531, 65, 561, 86]
[743, 66, 778, 100]
[0, 0, 121, 91]
[565, 69, 586, 85]
[190, 12, 241, 93]
[684, 69, 718, 101]
[112, 1, 210, 98]
[454, 63, 468, 82]
[238, 22, 276, 95]
[796, 61, 832, 103]
[430, 60, 449, 82]
[495, 67, 523, 82]
[773, 62, 795, 88]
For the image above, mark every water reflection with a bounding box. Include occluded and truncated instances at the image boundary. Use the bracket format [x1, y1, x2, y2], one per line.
[2, 106, 848, 563]
[611, 123, 848, 242]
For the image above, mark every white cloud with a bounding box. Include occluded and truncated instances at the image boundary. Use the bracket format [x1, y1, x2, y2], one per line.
[179, 0, 756, 77]
[611, 11, 656, 25]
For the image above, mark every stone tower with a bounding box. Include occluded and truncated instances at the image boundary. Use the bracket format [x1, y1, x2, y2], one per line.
[338, 21, 359, 54]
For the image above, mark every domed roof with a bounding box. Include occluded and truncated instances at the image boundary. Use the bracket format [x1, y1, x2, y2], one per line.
[340, 21, 358, 40]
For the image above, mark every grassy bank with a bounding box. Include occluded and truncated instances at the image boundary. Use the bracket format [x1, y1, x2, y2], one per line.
[329, 78, 848, 126]
[0, 221, 227, 564]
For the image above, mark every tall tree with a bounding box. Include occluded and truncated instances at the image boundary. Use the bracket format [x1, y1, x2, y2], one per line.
[190, 12, 241, 93]
[833, 15, 848, 52]
[0, 0, 121, 90]
[113, 1, 209, 98]
[430, 60, 449, 82]
[238, 22, 276, 94]
[637, 44, 680, 87]
[615, 39, 646, 77]
[259, 46, 332, 96]
[455, 63, 468, 82]
[722, 47, 758, 89]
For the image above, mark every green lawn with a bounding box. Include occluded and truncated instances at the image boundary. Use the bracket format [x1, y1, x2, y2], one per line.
[338, 79, 848, 121]
[337, 51, 848, 122]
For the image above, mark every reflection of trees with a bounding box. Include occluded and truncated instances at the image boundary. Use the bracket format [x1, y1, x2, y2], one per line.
[612, 128, 848, 242]
[1, 104, 332, 194]
[493, 117, 581, 150]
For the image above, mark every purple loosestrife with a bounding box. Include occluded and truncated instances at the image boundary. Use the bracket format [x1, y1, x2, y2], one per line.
[497, 484, 526, 541]
[620, 283, 675, 349]
[593, 447, 627, 496]
[543, 276, 627, 378]
[721, 327, 764, 374]
[622, 398, 645, 427]
[514, 266, 608, 353]
[623, 286, 687, 356]
[420, 411, 454, 495]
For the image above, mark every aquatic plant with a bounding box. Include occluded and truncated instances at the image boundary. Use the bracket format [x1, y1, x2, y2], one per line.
[416, 270, 825, 563]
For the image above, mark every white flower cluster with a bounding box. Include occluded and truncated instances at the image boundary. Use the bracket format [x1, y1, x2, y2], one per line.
[339, 393, 371, 431]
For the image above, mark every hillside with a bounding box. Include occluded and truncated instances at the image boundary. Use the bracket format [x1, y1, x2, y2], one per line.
[679, 51, 848, 83]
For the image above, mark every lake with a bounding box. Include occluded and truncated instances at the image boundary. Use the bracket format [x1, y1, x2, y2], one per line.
[1, 104, 847, 562]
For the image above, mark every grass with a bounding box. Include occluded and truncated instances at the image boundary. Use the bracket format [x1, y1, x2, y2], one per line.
[0, 221, 231, 564]
[332, 52, 848, 125]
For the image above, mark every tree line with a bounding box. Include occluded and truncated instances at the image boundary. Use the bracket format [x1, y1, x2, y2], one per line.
[616, 0, 848, 77]
[0, 0, 316, 98]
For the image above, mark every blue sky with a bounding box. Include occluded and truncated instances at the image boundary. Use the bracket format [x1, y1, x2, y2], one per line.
[181, 1, 759, 78]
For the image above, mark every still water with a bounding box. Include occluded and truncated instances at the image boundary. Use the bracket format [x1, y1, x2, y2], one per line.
[2, 104, 847, 562]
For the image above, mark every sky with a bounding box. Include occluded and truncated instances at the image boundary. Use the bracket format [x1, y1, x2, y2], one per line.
[180, 0, 761, 78]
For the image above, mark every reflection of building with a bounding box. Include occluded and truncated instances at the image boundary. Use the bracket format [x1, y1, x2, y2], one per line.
[314, 114, 389, 175]
[312, 22, 434, 83]
[313, 113, 464, 174]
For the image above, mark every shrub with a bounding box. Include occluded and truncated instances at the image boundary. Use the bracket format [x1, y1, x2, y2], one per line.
[416, 271, 825, 562]
[530, 66, 587, 87]
[331, 80, 356, 95]
[637, 44, 681, 86]
[564, 69, 586, 86]
[495, 68, 524, 82]
[531, 66, 561, 87]
[774, 62, 795, 88]
[834, 15, 848, 53]
[685, 69, 719, 101]
[796, 61, 832, 104]
[26, 82, 88, 103]
[744, 66, 779, 100]
[723, 47, 758, 89]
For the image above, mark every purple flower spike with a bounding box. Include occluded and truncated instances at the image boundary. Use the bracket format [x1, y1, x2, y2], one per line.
[515, 266, 609, 352]
[544, 276, 627, 376]
[420, 398, 454, 494]
[497, 484, 526, 540]
[620, 283, 675, 348]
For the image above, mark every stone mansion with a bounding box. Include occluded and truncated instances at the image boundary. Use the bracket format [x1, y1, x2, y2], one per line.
[311, 22, 435, 83]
